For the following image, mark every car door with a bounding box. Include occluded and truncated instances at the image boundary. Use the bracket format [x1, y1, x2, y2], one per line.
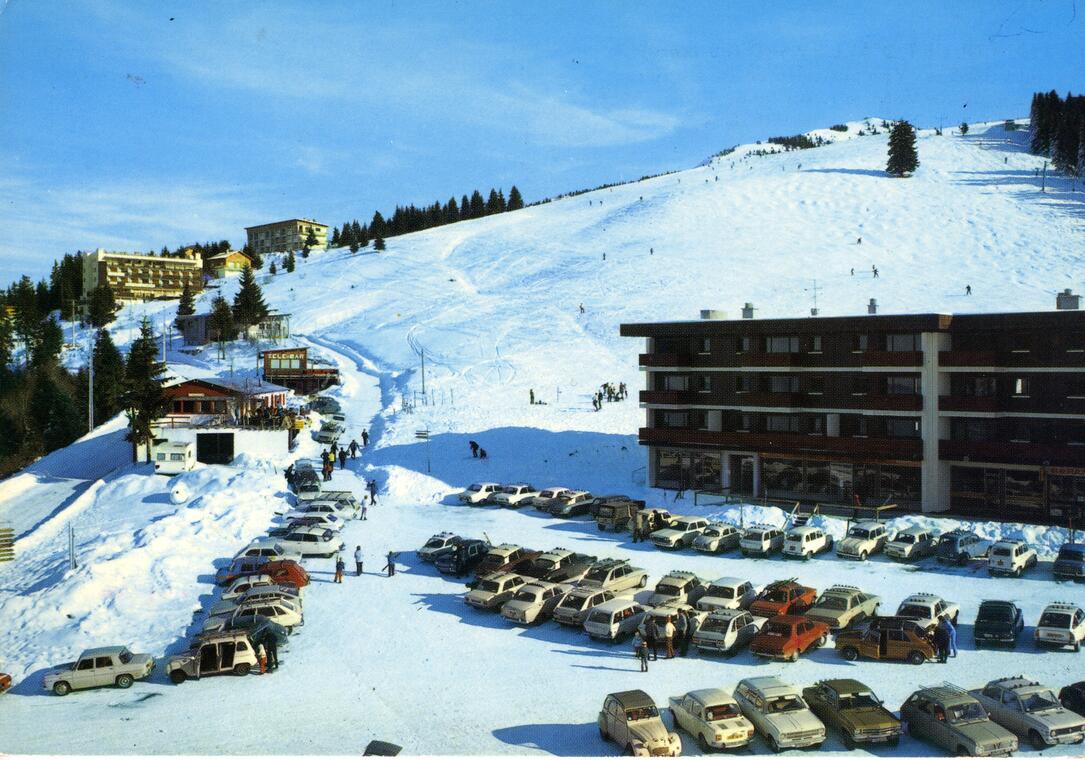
[70, 657, 95, 689]
[606, 698, 624, 744]
[998, 691, 1026, 735]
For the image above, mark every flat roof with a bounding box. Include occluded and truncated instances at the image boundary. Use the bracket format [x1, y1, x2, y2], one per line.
[244, 219, 327, 231]
[620, 310, 1085, 337]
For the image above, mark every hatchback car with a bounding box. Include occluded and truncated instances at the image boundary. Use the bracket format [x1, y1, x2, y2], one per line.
[598, 690, 681, 757]
[749, 615, 829, 662]
[1035, 602, 1085, 651]
[900, 685, 1018, 757]
[973, 600, 1024, 648]
[692, 522, 742, 553]
[749, 579, 816, 618]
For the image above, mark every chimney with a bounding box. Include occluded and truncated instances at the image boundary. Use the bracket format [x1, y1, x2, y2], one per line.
[1057, 289, 1081, 310]
[867, 298, 878, 315]
[741, 302, 756, 319]
[700, 309, 726, 320]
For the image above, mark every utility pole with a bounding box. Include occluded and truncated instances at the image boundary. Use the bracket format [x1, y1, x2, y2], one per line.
[1041, 161, 1048, 193]
[805, 278, 822, 316]
[420, 347, 426, 399]
[87, 333, 95, 432]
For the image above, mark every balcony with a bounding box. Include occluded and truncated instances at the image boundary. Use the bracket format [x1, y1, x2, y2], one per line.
[638, 352, 691, 367]
[639, 390, 687, 405]
[940, 439, 1085, 468]
[638, 427, 923, 460]
[939, 395, 1085, 415]
[939, 350, 1085, 369]
[638, 390, 922, 412]
[737, 351, 921, 369]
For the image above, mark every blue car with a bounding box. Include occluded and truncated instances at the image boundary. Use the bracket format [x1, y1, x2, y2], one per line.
[1053, 542, 1085, 581]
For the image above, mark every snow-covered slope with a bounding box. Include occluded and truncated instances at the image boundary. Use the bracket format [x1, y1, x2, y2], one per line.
[2, 119, 1085, 755]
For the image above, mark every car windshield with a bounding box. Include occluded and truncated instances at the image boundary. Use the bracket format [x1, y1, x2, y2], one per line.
[765, 696, 804, 714]
[1058, 548, 1085, 562]
[424, 539, 445, 549]
[586, 610, 611, 624]
[477, 580, 501, 593]
[816, 596, 848, 611]
[534, 559, 558, 571]
[585, 567, 611, 582]
[764, 588, 789, 603]
[1039, 612, 1072, 628]
[848, 527, 872, 539]
[626, 706, 659, 722]
[118, 649, 132, 664]
[467, 484, 483, 492]
[895, 534, 917, 544]
[672, 521, 693, 531]
[514, 590, 540, 603]
[1021, 690, 1060, 712]
[762, 621, 793, 637]
[708, 586, 736, 599]
[897, 605, 930, 619]
[503, 486, 523, 494]
[979, 605, 1014, 622]
[704, 527, 723, 537]
[705, 704, 741, 721]
[947, 702, 987, 725]
[655, 584, 682, 596]
[838, 694, 880, 710]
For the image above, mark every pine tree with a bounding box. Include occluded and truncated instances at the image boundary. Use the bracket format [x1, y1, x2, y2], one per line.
[374, 235, 386, 251]
[209, 295, 236, 344]
[175, 281, 196, 328]
[959, 122, 969, 135]
[370, 211, 386, 240]
[886, 120, 919, 177]
[507, 186, 524, 210]
[445, 196, 460, 223]
[232, 265, 268, 329]
[305, 228, 319, 251]
[284, 251, 296, 273]
[0, 313, 13, 387]
[330, 227, 341, 247]
[30, 371, 82, 453]
[350, 238, 360, 253]
[31, 317, 63, 367]
[357, 223, 369, 247]
[87, 283, 118, 327]
[460, 194, 470, 220]
[10, 275, 40, 357]
[469, 190, 486, 218]
[123, 319, 169, 462]
[269, 260, 277, 275]
[92, 328, 125, 423]
[244, 244, 263, 271]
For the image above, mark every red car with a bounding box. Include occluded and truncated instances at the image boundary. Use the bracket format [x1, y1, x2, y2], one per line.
[262, 560, 310, 588]
[0, 672, 11, 694]
[749, 579, 816, 618]
[750, 615, 830, 661]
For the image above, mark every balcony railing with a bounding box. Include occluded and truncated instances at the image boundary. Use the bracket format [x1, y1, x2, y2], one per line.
[938, 395, 1085, 414]
[939, 439, 1085, 467]
[638, 352, 691, 367]
[638, 427, 923, 459]
[939, 350, 1085, 368]
[638, 390, 922, 411]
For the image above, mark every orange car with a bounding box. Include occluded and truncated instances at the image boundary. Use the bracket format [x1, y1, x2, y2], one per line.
[749, 579, 816, 618]
[262, 560, 310, 588]
[750, 615, 830, 661]
[0, 672, 12, 694]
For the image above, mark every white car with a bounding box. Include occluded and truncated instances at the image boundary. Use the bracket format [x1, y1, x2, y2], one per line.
[221, 576, 303, 602]
[552, 587, 616, 627]
[491, 484, 539, 508]
[896, 593, 960, 629]
[457, 482, 502, 505]
[279, 512, 345, 532]
[584, 598, 647, 641]
[693, 522, 742, 553]
[208, 589, 303, 618]
[697, 577, 757, 613]
[500, 581, 572, 624]
[578, 559, 649, 593]
[285, 500, 355, 521]
[835, 521, 889, 561]
[886, 526, 937, 561]
[277, 526, 345, 558]
[234, 539, 303, 564]
[202, 597, 303, 634]
[1035, 602, 1085, 652]
[465, 573, 526, 610]
[530, 487, 572, 509]
[734, 676, 826, 752]
[987, 540, 1039, 577]
[971, 676, 1085, 748]
[650, 516, 709, 550]
[805, 585, 881, 630]
[418, 532, 461, 563]
[740, 524, 785, 556]
[783, 526, 833, 560]
[648, 571, 707, 607]
[692, 609, 760, 655]
[669, 689, 756, 750]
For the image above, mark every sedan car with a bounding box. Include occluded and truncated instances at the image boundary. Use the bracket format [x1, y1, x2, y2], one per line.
[734, 676, 825, 752]
[692, 522, 742, 554]
[234, 539, 303, 564]
[900, 685, 1018, 757]
[895, 593, 959, 629]
[749, 615, 829, 662]
[650, 516, 709, 550]
[802, 679, 902, 748]
[973, 600, 1024, 648]
[668, 689, 755, 751]
[971, 676, 1085, 748]
[277, 526, 345, 558]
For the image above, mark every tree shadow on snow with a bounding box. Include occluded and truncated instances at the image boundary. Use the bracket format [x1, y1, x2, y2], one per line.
[492, 722, 608, 757]
[800, 167, 889, 178]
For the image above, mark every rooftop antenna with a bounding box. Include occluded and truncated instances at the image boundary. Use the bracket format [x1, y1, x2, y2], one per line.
[804, 279, 823, 316]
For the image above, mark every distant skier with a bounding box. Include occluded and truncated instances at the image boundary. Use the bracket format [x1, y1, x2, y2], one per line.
[469, 440, 479, 458]
[478, 448, 488, 460]
[579, 303, 585, 314]
[361, 428, 369, 447]
[367, 479, 378, 504]
[965, 284, 972, 296]
[857, 236, 862, 245]
[348, 439, 359, 459]
[872, 265, 879, 278]
[850, 267, 854, 276]
[529, 388, 535, 405]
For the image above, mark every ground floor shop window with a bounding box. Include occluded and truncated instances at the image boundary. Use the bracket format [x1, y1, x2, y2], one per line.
[653, 448, 721, 490]
[763, 458, 918, 505]
[950, 466, 1045, 519]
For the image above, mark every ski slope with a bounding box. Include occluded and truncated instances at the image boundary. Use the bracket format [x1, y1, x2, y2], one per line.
[2, 119, 1085, 755]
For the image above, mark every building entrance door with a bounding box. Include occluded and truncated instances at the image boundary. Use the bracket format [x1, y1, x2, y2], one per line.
[196, 433, 235, 465]
[731, 455, 754, 495]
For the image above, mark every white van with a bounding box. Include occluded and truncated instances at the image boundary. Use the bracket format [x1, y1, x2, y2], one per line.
[153, 441, 196, 475]
[583, 599, 647, 641]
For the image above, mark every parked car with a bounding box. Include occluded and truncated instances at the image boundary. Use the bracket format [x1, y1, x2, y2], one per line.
[43, 647, 156, 696]
[692, 521, 742, 553]
[313, 423, 342, 444]
[273, 513, 344, 534]
[973, 600, 1025, 648]
[668, 689, 755, 751]
[650, 516, 709, 550]
[529, 487, 571, 510]
[434, 538, 490, 576]
[285, 500, 355, 521]
[836, 521, 889, 561]
[935, 529, 992, 564]
[740, 524, 785, 557]
[552, 586, 616, 627]
[836, 616, 938, 665]
[500, 580, 571, 624]
[696, 577, 757, 613]
[783, 525, 833, 560]
[234, 539, 303, 564]
[258, 560, 310, 589]
[595, 499, 639, 532]
[734, 676, 826, 752]
[640, 601, 708, 637]
[647, 570, 708, 607]
[900, 685, 1018, 757]
[886, 526, 938, 561]
[208, 588, 303, 619]
[1053, 542, 1085, 581]
[750, 615, 830, 662]
[167, 631, 258, 683]
[598, 689, 682, 757]
[491, 484, 539, 508]
[1035, 602, 1085, 651]
[418, 532, 461, 563]
[987, 539, 1039, 577]
[277, 526, 345, 558]
[971, 676, 1085, 748]
[803, 679, 902, 749]
[577, 559, 648, 593]
[215, 556, 271, 586]
[691, 608, 760, 655]
[523, 549, 597, 583]
[0, 672, 11, 694]
[805, 585, 881, 631]
[457, 482, 502, 505]
[584, 598, 648, 641]
[749, 579, 816, 618]
[589, 495, 643, 520]
[465, 573, 527, 611]
[544, 490, 595, 517]
[221, 576, 303, 602]
[310, 396, 341, 414]
[473, 544, 540, 579]
[895, 593, 959, 629]
[1060, 681, 1085, 714]
[205, 613, 288, 648]
[203, 597, 303, 634]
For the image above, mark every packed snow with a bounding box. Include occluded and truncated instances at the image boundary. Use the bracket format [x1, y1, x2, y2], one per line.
[1, 119, 1084, 755]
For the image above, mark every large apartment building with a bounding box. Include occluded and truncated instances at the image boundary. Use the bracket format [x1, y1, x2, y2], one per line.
[244, 219, 327, 256]
[621, 309, 1085, 523]
[82, 248, 203, 305]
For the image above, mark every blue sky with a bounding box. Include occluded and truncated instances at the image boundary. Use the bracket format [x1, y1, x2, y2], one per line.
[0, 0, 1080, 285]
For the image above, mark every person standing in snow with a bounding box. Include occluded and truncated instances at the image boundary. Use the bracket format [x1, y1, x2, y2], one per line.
[940, 615, 958, 658]
[644, 616, 659, 661]
[349, 439, 359, 459]
[683, 612, 699, 657]
[634, 633, 650, 672]
[362, 428, 369, 447]
[265, 634, 279, 672]
[383, 551, 397, 577]
[579, 303, 585, 314]
[478, 448, 488, 460]
[284, 463, 295, 488]
[334, 554, 345, 584]
[256, 642, 267, 674]
[360, 502, 368, 521]
[933, 622, 949, 663]
[367, 479, 378, 504]
[354, 545, 364, 576]
[965, 284, 972, 296]
[674, 611, 688, 657]
[662, 617, 676, 659]
[469, 440, 479, 458]
[872, 265, 879, 278]
[529, 388, 535, 405]
[338, 447, 347, 469]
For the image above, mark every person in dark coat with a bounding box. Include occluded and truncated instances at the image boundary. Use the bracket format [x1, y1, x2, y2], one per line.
[348, 439, 359, 458]
[478, 448, 488, 460]
[383, 551, 397, 577]
[338, 447, 347, 469]
[334, 555, 345, 583]
[264, 633, 279, 672]
[644, 617, 659, 661]
[284, 464, 295, 487]
[361, 429, 369, 447]
[933, 623, 950, 663]
[367, 479, 378, 504]
[675, 611, 689, 657]
[469, 440, 479, 458]
[634, 633, 650, 672]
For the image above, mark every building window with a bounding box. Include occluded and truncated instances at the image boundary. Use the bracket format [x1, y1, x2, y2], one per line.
[855, 334, 869, 351]
[806, 375, 825, 394]
[886, 376, 919, 395]
[739, 413, 753, 431]
[765, 414, 800, 433]
[699, 375, 712, 392]
[887, 333, 920, 352]
[766, 335, 799, 353]
[886, 418, 920, 439]
[1012, 377, 1031, 397]
[768, 375, 799, 393]
[735, 374, 752, 393]
[809, 415, 824, 434]
[661, 411, 689, 428]
[738, 336, 751, 353]
[810, 336, 822, 352]
[699, 338, 711, 353]
[662, 375, 689, 391]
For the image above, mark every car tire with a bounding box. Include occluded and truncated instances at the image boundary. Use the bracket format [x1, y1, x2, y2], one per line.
[841, 646, 859, 661]
[955, 746, 970, 757]
[624, 744, 635, 756]
[768, 735, 782, 753]
[638, 576, 648, 588]
[859, 550, 868, 561]
[803, 552, 811, 562]
[599, 722, 608, 740]
[843, 735, 856, 751]
[816, 634, 827, 648]
[169, 670, 187, 684]
[233, 663, 251, 676]
[1014, 567, 1023, 578]
[1075, 640, 1081, 653]
[1029, 730, 1047, 750]
[698, 733, 711, 752]
[52, 681, 71, 697]
[907, 650, 926, 665]
[957, 553, 968, 566]
[115, 674, 134, 689]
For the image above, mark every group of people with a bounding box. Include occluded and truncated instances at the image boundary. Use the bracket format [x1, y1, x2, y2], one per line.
[931, 615, 959, 663]
[254, 633, 280, 675]
[630, 510, 667, 543]
[239, 405, 297, 430]
[332, 548, 398, 581]
[468, 440, 489, 459]
[633, 610, 698, 671]
[591, 382, 627, 411]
